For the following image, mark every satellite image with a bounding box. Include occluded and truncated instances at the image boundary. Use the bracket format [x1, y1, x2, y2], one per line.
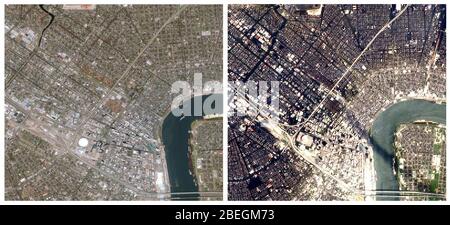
[228, 4, 446, 201]
[4, 4, 223, 200]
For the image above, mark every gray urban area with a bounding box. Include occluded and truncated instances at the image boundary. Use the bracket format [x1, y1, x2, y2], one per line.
[5, 4, 222, 200]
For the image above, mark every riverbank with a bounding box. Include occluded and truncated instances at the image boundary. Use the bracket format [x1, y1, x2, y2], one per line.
[393, 121, 446, 195]
[189, 117, 223, 199]
[160, 94, 223, 200]
[369, 99, 445, 200]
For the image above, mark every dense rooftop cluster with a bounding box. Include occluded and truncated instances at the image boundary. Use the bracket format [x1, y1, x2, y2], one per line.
[5, 4, 222, 200]
[228, 4, 446, 200]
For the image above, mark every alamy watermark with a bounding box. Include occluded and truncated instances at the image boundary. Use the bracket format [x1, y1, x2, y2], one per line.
[170, 73, 280, 121]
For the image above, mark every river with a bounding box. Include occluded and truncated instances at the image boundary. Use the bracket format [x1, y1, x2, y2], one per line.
[161, 94, 223, 200]
[369, 99, 446, 200]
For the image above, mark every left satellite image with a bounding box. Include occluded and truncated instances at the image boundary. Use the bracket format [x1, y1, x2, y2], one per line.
[4, 4, 223, 200]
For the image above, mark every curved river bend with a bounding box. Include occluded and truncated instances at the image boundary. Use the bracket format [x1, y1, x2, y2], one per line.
[161, 94, 222, 200]
[369, 99, 446, 200]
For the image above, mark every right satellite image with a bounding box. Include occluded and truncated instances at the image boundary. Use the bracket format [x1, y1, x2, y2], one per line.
[228, 4, 446, 201]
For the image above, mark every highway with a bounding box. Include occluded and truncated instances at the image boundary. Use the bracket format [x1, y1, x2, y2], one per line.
[295, 5, 410, 136]
[230, 84, 358, 193]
